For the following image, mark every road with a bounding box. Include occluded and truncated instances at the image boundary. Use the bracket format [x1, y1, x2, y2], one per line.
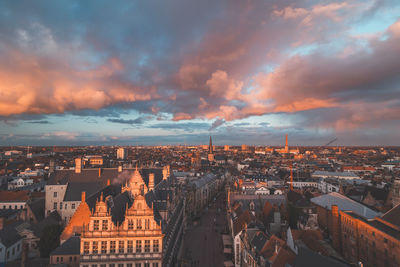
[182, 191, 228, 267]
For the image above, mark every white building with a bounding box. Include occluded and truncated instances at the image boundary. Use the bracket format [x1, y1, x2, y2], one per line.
[117, 147, 126, 160]
[8, 178, 34, 190]
[312, 171, 359, 180]
[0, 226, 23, 265]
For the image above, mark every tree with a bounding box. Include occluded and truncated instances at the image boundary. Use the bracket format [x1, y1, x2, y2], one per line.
[38, 224, 62, 257]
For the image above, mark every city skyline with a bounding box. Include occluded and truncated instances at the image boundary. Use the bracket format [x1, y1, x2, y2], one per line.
[1, 0, 400, 146]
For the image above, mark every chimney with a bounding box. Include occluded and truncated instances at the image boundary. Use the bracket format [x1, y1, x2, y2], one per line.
[98, 168, 101, 178]
[149, 173, 155, 191]
[81, 191, 86, 202]
[118, 165, 123, 173]
[75, 158, 82, 173]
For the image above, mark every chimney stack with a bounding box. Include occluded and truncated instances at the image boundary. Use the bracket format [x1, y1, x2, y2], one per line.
[149, 173, 155, 191]
[75, 158, 82, 173]
[81, 191, 86, 202]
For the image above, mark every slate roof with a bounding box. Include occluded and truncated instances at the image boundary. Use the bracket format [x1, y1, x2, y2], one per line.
[50, 236, 80, 256]
[293, 246, 349, 267]
[310, 192, 380, 219]
[27, 198, 45, 221]
[0, 225, 23, 248]
[381, 203, 400, 228]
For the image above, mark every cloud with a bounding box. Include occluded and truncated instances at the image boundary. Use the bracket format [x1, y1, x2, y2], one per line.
[1, 0, 400, 145]
[107, 117, 144, 125]
[209, 118, 226, 131]
[26, 120, 51, 124]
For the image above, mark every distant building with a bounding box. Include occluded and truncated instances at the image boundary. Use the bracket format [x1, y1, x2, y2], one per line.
[312, 171, 359, 180]
[117, 147, 126, 160]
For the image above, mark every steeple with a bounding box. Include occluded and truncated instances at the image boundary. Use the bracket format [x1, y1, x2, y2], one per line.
[208, 136, 214, 162]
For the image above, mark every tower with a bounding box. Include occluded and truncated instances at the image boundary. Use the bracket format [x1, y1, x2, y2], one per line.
[208, 136, 214, 162]
[285, 134, 288, 153]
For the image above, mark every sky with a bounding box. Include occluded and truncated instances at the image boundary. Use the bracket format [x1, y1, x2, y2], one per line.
[0, 0, 400, 146]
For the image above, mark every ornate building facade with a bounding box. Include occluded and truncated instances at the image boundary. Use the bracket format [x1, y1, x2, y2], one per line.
[58, 165, 184, 267]
[80, 168, 163, 267]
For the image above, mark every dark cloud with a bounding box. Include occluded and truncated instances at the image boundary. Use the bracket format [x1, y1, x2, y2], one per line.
[107, 117, 144, 125]
[26, 120, 51, 124]
[209, 118, 225, 131]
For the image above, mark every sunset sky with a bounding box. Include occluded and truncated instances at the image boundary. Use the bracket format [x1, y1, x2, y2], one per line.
[1, 0, 400, 146]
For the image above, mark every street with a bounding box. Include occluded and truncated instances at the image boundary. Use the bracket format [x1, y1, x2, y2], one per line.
[182, 191, 228, 267]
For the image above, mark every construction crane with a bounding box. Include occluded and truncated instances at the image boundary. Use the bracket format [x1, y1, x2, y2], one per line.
[325, 138, 337, 146]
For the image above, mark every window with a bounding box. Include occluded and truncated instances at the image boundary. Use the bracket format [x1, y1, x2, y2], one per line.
[384, 238, 388, 243]
[56, 257, 59, 263]
[145, 240, 150, 252]
[101, 241, 107, 253]
[102, 220, 108, 231]
[54, 192, 57, 197]
[72, 203, 75, 209]
[153, 240, 159, 252]
[59, 202, 63, 209]
[74, 256, 77, 262]
[127, 264, 132, 267]
[65, 203, 67, 209]
[145, 219, 150, 229]
[92, 241, 98, 254]
[110, 241, 116, 253]
[17, 244, 20, 251]
[12, 247, 15, 255]
[118, 264, 124, 267]
[54, 202, 57, 209]
[100, 265, 106, 267]
[84, 242, 89, 254]
[119, 240, 124, 253]
[137, 219, 142, 229]
[144, 264, 150, 267]
[60, 257, 63, 262]
[110, 265, 115, 267]
[128, 219, 134, 230]
[152, 264, 158, 267]
[128, 240, 133, 253]
[94, 220, 99, 231]
[136, 240, 142, 253]
[135, 264, 141, 267]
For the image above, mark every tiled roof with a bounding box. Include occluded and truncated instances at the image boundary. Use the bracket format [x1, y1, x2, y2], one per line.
[0, 190, 30, 202]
